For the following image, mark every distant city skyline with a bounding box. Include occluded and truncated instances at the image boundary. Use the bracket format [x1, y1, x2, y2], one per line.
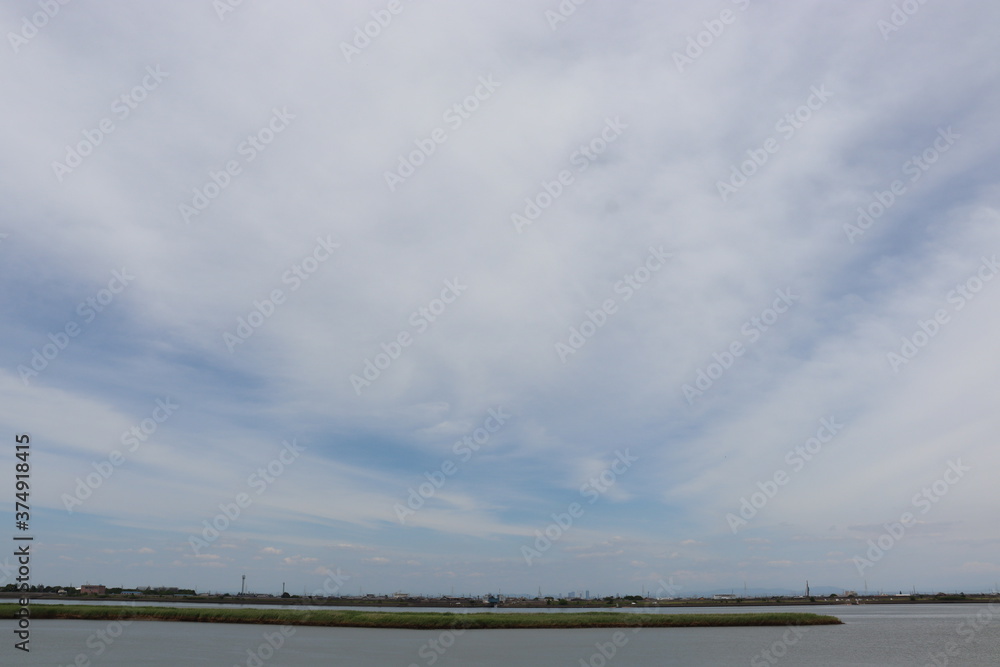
[11, 578, 997, 601]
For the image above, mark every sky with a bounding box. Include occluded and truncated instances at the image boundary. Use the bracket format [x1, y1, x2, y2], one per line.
[1, 0, 999, 599]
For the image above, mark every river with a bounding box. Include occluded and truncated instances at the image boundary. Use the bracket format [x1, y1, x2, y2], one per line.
[9, 603, 1000, 665]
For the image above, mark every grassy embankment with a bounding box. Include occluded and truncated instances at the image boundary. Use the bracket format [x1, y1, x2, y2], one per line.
[0, 604, 841, 629]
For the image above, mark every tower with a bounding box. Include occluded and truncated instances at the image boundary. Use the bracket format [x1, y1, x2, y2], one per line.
[241, 574, 246, 596]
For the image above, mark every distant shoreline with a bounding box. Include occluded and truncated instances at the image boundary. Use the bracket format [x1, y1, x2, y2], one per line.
[0, 605, 842, 629]
[1, 593, 993, 608]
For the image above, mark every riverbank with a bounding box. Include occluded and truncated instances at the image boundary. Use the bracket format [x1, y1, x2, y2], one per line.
[4, 593, 990, 608]
[0, 605, 842, 629]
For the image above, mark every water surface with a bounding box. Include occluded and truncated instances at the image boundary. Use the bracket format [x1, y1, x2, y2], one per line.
[11, 603, 1000, 666]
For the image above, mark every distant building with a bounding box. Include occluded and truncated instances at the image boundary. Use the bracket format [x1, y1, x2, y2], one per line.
[80, 585, 106, 595]
[713, 594, 737, 600]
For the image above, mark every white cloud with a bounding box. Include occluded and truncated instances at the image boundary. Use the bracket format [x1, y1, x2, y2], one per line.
[1, 0, 998, 596]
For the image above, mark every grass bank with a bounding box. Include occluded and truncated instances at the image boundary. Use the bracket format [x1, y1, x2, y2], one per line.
[0, 605, 841, 629]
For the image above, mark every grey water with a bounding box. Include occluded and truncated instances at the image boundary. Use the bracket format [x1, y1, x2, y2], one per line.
[10, 603, 1000, 665]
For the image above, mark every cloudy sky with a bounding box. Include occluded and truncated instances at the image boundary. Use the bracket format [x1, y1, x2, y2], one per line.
[1, 0, 998, 598]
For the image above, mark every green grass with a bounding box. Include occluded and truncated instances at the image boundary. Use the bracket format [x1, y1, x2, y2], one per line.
[0, 604, 841, 629]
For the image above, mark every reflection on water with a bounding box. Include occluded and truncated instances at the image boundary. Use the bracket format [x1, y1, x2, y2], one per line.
[12, 604, 1000, 666]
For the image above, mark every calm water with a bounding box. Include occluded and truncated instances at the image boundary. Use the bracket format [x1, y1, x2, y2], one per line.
[10, 604, 1000, 665]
